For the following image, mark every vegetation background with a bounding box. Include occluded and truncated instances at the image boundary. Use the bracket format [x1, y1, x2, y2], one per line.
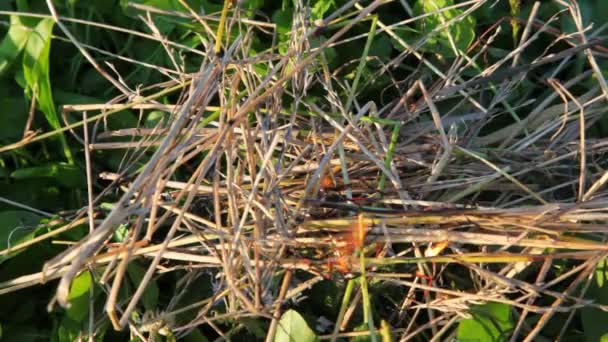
[1, 0, 608, 341]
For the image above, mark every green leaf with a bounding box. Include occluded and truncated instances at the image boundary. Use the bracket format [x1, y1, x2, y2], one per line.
[11, 163, 85, 189]
[311, 0, 334, 20]
[308, 280, 339, 317]
[0, 210, 41, 263]
[182, 328, 210, 342]
[560, 0, 592, 34]
[56, 316, 81, 342]
[0, 16, 32, 77]
[0, 98, 28, 141]
[582, 258, 608, 342]
[112, 224, 129, 243]
[272, 9, 292, 36]
[310, 36, 336, 64]
[22, 18, 56, 123]
[240, 318, 267, 339]
[68, 271, 92, 300]
[456, 303, 513, 342]
[66, 271, 92, 322]
[22, 18, 73, 163]
[53, 89, 102, 105]
[144, 110, 170, 128]
[0, 179, 65, 212]
[389, 26, 419, 52]
[369, 34, 393, 60]
[413, 0, 476, 57]
[200, 0, 222, 14]
[243, 0, 264, 11]
[127, 261, 159, 310]
[272, 8, 293, 55]
[274, 310, 318, 342]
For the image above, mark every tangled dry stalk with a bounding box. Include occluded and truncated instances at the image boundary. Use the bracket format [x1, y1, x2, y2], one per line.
[2, 0, 608, 340]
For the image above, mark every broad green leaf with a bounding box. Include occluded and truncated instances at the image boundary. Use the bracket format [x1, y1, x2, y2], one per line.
[312, 0, 335, 20]
[244, 0, 264, 11]
[308, 280, 340, 317]
[271, 8, 293, 55]
[105, 109, 139, 130]
[53, 89, 102, 105]
[183, 328, 210, 342]
[0, 210, 41, 263]
[272, 9, 292, 36]
[240, 317, 267, 339]
[11, 163, 85, 189]
[66, 271, 92, 321]
[413, 0, 476, 57]
[78, 67, 110, 95]
[274, 310, 318, 342]
[68, 271, 92, 300]
[112, 224, 129, 243]
[0, 16, 32, 77]
[0, 98, 28, 141]
[310, 36, 336, 65]
[200, 0, 223, 14]
[22, 18, 73, 163]
[582, 258, 608, 342]
[560, 0, 592, 34]
[389, 26, 419, 52]
[473, 1, 510, 23]
[127, 261, 160, 310]
[369, 34, 393, 60]
[0, 179, 65, 212]
[456, 303, 513, 342]
[22, 18, 57, 127]
[56, 316, 81, 342]
[144, 110, 170, 128]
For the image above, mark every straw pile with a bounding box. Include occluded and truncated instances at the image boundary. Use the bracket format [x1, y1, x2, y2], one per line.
[2, 0, 608, 340]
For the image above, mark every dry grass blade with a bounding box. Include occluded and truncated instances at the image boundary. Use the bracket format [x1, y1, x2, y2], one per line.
[3, 0, 608, 340]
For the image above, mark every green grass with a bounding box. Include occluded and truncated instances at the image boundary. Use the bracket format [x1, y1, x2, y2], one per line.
[1, 0, 608, 341]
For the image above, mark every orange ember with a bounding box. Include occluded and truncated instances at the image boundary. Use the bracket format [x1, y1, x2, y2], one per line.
[326, 213, 369, 274]
[320, 174, 336, 190]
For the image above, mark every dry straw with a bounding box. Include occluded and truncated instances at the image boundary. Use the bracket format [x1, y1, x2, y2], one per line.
[2, 0, 608, 340]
